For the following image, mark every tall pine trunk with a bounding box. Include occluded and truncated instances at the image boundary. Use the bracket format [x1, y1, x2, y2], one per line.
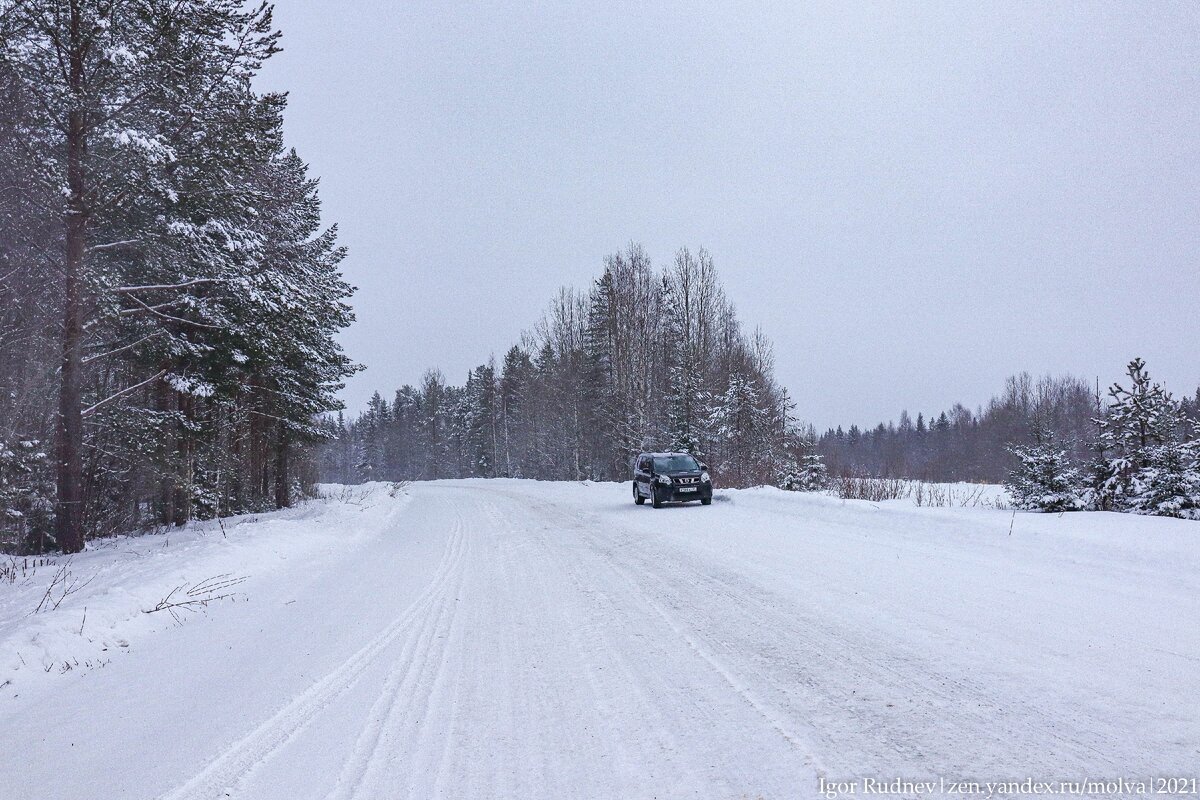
[172, 394, 194, 526]
[156, 371, 175, 525]
[274, 424, 290, 509]
[249, 375, 268, 503]
[56, 5, 87, 555]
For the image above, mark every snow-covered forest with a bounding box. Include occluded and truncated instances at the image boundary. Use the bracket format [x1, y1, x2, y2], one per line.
[3, 4, 1197, 562]
[319, 245, 798, 488]
[0, 2, 357, 555]
[815, 360, 1200, 519]
[3, 5, 1199, 797]
[316, 229, 1200, 519]
[816, 368, 1200, 484]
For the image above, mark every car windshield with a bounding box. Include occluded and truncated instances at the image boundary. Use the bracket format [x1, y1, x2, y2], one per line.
[653, 455, 700, 472]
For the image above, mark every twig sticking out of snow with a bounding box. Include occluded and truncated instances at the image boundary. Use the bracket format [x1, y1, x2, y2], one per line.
[143, 574, 248, 625]
[33, 560, 96, 613]
[337, 485, 369, 506]
[1, 556, 57, 586]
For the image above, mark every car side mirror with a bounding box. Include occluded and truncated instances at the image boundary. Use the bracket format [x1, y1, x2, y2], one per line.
[699, 463, 708, 471]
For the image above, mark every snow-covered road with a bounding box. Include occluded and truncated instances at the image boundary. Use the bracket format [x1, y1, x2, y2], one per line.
[3, 480, 1199, 799]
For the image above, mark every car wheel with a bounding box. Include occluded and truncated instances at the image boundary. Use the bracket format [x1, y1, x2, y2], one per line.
[651, 488, 663, 509]
[701, 497, 712, 506]
[633, 482, 645, 505]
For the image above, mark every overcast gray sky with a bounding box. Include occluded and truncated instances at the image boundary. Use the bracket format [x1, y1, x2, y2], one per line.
[257, 1, 1200, 429]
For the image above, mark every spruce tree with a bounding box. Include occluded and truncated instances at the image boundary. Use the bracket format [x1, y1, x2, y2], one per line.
[780, 452, 829, 492]
[1130, 435, 1200, 519]
[1005, 427, 1085, 512]
[1096, 359, 1179, 511]
[499, 346, 533, 477]
[1083, 384, 1117, 511]
[661, 276, 705, 455]
[710, 373, 771, 486]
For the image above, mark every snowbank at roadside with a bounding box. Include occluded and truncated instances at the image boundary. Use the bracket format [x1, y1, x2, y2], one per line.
[708, 481, 1010, 516]
[0, 483, 406, 694]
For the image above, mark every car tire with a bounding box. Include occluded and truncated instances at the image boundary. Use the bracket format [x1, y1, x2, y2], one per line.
[701, 497, 712, 506]
[651, 488, 663, 509]
[633, 482, 645, 505]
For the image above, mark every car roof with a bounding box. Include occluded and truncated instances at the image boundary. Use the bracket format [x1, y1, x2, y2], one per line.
[640, 452, 695, 458]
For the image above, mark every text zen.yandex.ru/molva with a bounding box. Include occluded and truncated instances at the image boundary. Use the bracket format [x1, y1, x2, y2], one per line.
[818, 776, 1200, 798]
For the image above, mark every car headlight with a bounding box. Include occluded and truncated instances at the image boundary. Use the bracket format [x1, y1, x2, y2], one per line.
[655, 474, 673, 485]
[701, 471, 710, 483]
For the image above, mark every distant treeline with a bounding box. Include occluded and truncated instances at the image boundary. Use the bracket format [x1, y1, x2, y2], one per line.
[1, 4, 356, 554]
[816, 372, 1200, 484]
[319, 245, 798, 487]
[322, 235, 1200, 495]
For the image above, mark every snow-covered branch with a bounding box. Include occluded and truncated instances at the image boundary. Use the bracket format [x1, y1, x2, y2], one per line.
[81, 331, 163, 364]
[113, 278, 222, 294]
[86, 239, 140, 254]
[120, 294, 221, 329]
[117, 298, 190, 316]
[81, 370, 167, 418]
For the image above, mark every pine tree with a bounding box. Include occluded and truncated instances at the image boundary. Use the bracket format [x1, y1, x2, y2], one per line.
[231, 149, 358, 506]
[0, 0, 336, 546]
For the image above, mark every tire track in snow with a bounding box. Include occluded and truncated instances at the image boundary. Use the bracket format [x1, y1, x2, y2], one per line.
[480, 483, 829, 780]
[579, 506, 1121, 777]
[599, 544, 829, 771]
[480, 483, 1114, 781]
[477, 498, 678, 797]
[323, 502, 471, 800]
[473, 486, 820, 797]
[526, 524, 712, 792]
[157, 498, 467, 800]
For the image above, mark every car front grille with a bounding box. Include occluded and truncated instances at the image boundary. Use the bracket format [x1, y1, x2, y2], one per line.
[674, 476, 699, 485]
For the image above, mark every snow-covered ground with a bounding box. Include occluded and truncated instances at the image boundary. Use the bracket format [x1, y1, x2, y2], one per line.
[2, 480, 1198, 799]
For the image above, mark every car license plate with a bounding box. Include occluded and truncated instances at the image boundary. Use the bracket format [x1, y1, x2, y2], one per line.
[678, 486, 697, 492]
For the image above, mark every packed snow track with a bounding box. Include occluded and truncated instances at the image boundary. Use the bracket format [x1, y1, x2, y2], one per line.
[3, 480, 1198, 799]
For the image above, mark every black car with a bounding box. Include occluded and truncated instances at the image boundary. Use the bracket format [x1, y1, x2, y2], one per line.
[632, 452, 713, 508]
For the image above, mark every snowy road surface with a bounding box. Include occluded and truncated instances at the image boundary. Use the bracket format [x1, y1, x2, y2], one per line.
[3, 480, 1199, 799]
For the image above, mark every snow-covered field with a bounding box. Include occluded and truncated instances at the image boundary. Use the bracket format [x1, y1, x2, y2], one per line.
[2, 480, 1198, 799]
